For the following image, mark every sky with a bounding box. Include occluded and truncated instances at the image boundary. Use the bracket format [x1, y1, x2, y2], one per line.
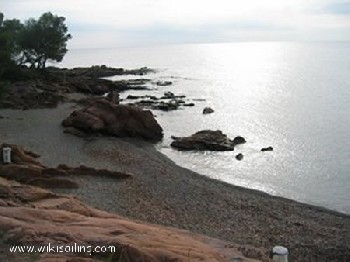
[1, 0, 350, 48]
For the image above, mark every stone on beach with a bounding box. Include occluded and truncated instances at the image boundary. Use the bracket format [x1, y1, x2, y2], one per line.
[62, 99, 163, 141]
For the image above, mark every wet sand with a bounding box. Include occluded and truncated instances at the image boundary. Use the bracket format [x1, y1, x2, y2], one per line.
[0, 103, 349, 261]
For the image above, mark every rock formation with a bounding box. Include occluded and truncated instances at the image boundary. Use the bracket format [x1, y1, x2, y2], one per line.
[62, 99, 163, 141]
[0, 177, 258, 262]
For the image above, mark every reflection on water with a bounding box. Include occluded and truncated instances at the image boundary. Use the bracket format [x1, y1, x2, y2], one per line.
[60, 42, 350, 214]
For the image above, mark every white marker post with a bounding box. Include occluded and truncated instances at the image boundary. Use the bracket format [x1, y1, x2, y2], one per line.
[272, 246, 289, 262]
[2, 147, 12, 164]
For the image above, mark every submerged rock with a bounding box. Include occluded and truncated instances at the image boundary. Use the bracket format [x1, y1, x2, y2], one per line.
[152, 100, 179, 111]
[171, 130, 236, 151]
[156, 80, 172, 86]
[161, 91, 176, 99]
[127, 95, 142, 100]
[62, 99, 163, 141]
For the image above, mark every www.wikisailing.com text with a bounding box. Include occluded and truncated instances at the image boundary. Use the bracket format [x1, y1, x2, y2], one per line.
[9, 243, 117, 255]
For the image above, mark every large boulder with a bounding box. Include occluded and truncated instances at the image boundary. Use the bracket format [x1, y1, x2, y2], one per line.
[171, 130, 236, 151]
[62, 99, 163, 141]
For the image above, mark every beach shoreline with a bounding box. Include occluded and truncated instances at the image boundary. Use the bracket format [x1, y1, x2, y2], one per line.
[0, 102, 349, 261]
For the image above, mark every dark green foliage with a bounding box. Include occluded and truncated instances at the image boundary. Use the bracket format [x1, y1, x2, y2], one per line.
[0, 13, 23, 78]
[0, 12, 71, 98]
[18, 12, 72, 69]
[0, 12, 71, 73]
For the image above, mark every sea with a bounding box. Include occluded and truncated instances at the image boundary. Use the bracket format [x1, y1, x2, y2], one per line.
[58, 42, 350, 214]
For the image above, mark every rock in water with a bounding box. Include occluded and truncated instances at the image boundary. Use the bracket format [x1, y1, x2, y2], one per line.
[233, 136, 246, 146]
[62, 99, 163, 141]
[203, 107, 214, 114]
[171, 130, 235, 151]
[261, 146, 273, 152]
[156, 80, 172, 86]
[235, 153, 244, 161]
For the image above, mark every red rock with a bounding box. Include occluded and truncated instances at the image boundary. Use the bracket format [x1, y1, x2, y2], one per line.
[0, 177, 260, 262]
[62, 99, 163, 141]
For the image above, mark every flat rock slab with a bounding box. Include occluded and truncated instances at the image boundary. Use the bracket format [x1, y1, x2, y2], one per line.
[0, 177, 260, 262]
[0, 143, 131, 189]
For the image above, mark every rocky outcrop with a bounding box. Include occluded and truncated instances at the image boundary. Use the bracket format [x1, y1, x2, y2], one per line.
[0, 66, 157, 110]
[171, 130, 246, 151]
[0, 143, 131, 189]
[0, 177, 259, 262]
[66, 77, 120, 95]
[57, 65, 155, 78]
[115, 79, 151, 91]
[160, 91, 185, 100]
[62, 99, 163, 141]
[0, 81, 65, 110]
[124, 92, 196, 112]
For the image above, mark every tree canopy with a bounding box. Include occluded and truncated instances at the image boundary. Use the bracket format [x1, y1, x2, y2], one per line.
[0, 12, 71, 71]
[19, 12, 72, 69]
[0, 15, 22, 70]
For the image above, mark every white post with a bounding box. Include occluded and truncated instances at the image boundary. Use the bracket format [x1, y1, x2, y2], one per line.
[272, 246, 288, 262]
[2, 147, 12, 164]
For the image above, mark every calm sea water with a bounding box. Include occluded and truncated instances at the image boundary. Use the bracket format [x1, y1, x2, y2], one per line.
[59, 42, 350, 214]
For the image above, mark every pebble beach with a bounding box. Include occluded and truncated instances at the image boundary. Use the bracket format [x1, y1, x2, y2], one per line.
[0, 101, 349, 261]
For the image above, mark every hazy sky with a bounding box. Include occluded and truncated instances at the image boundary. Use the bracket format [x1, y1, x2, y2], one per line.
[2, 0, 350, 48]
